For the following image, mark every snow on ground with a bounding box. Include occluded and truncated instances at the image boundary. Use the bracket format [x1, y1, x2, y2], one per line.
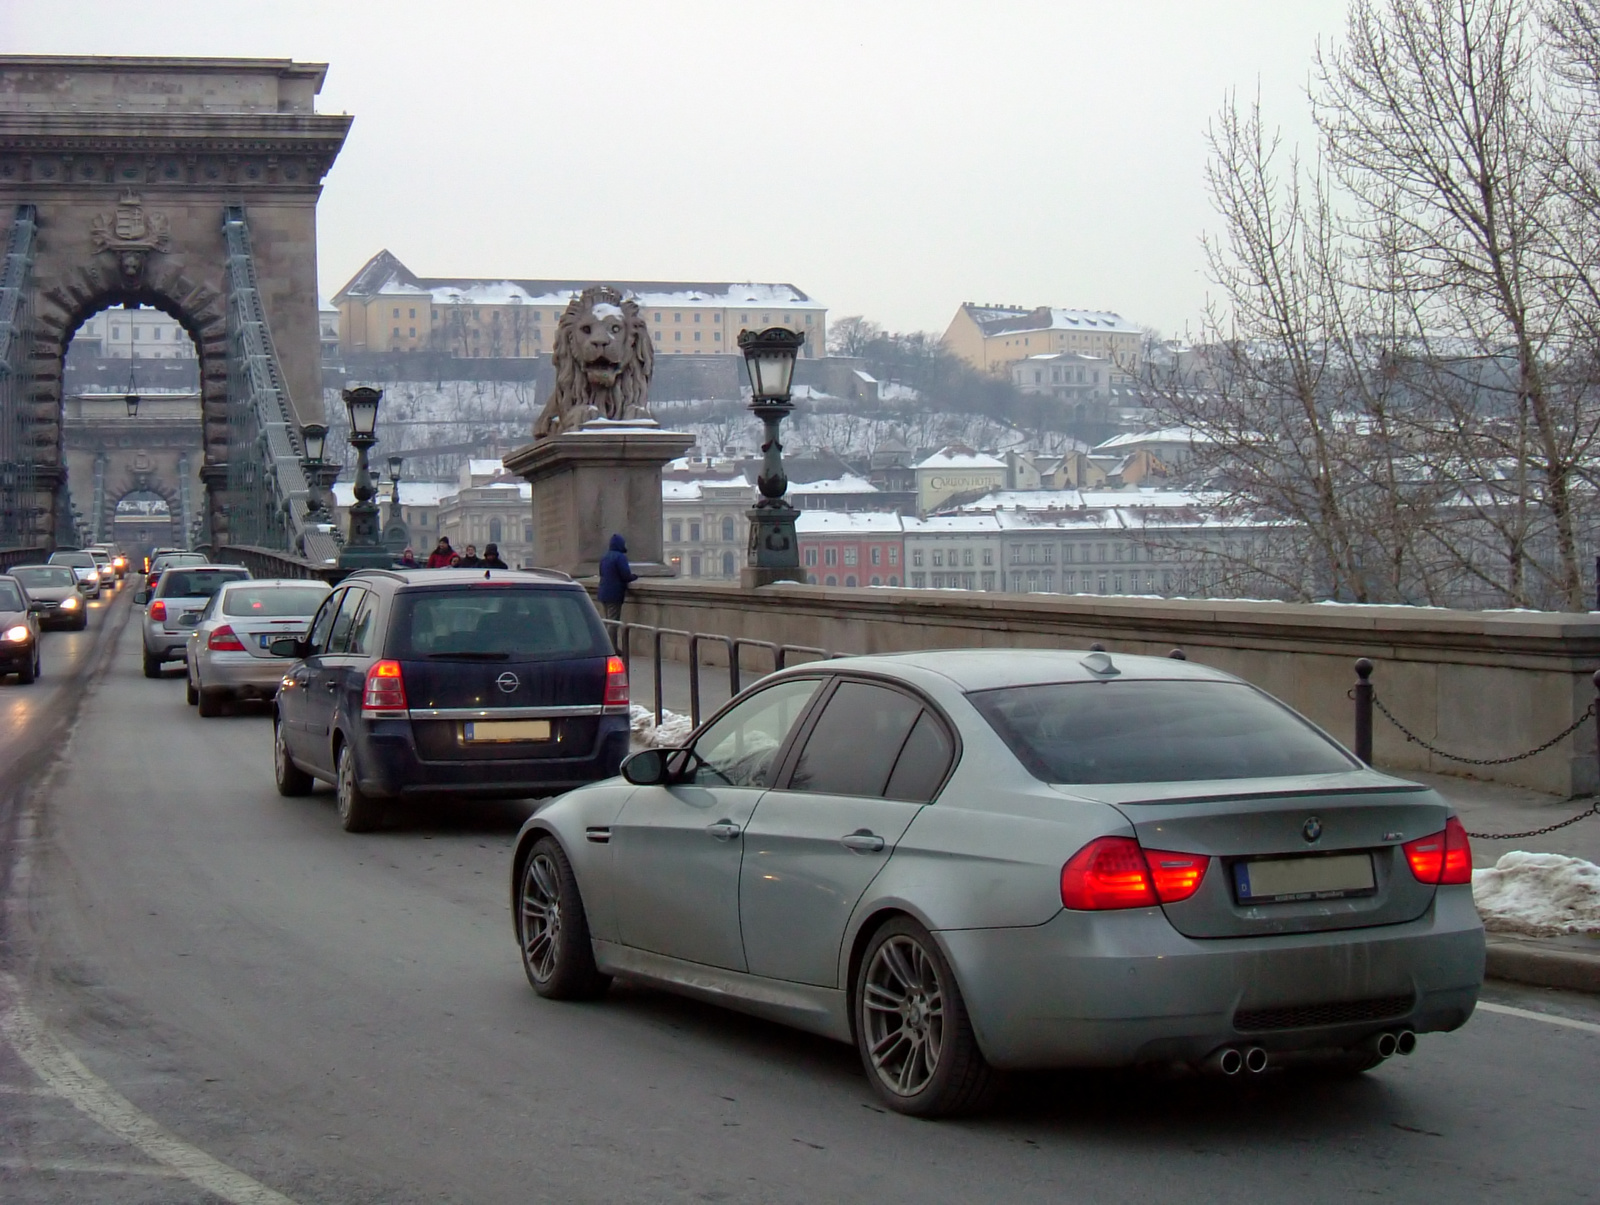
[630, 704, 695, 748]
[1472, 851, 1600, 936]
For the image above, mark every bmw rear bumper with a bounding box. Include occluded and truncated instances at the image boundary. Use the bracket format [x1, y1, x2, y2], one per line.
[938, 885, 1485, 1070]
[354, 718, 631, 800]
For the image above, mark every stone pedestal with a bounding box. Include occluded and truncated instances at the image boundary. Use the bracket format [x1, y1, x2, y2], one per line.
[502, 423, 693, 578]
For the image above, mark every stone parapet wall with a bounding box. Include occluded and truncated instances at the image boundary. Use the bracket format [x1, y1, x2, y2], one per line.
[615, 580, 1600, 798]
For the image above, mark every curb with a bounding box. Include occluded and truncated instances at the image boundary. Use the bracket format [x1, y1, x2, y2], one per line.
[1485, 937, 1600, 994]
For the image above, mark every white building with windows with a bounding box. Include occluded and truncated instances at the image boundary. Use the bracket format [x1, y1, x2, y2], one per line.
[662, 476, 754, 581]
[902, 514, 1003, 591]
[75, 307, 195, 359]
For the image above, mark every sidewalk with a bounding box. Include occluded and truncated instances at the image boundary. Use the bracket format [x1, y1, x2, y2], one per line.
[624, 655, 1600, 993]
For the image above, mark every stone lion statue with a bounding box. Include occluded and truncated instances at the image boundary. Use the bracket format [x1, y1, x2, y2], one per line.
[533, 285, 655, 438]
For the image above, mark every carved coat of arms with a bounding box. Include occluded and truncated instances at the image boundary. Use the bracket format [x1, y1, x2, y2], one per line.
[91, 191, 172, 285]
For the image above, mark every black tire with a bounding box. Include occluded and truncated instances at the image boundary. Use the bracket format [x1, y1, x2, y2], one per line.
[16, 648, 37, 685]
[854, 917, 997, 1118]
[273, 718, 313, 797]
[74, 616, 87, 631]
[186, 674, 199, 706]
[142, 650, 162, 679]
[197, 686, 226, 717]
[335, 742, 383, 832]
[517, 836, 610, 1001]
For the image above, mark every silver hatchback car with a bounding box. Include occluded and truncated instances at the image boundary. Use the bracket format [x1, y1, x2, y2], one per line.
[509, 648, 1484, 1117]
[139, 565, 251, 677]
[185, 578, 331, 715]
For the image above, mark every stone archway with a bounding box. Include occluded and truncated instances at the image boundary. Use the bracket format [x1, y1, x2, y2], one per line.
[0, 55, 351, 550]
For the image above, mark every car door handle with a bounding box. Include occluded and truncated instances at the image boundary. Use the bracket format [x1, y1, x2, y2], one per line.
[706, 820, 742, 841]
[324, 680, 338, 693]
[840, 830, 886, 853]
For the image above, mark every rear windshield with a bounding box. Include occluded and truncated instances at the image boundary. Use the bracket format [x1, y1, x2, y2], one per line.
[968, 679, 1357, 785]
[0, 581, 24, 611]
[12, 566, 75, 588]
[222, 585, 329, 617]
[51, 553, 95, 568]
[390, 586, 608, 661]
[154, 555, 207, 569]
[160, 569, 249, 598]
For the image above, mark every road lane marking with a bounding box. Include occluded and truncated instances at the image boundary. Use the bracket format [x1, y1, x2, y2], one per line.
[0, 972, 299, 1205]
[0, 1156, 182, 1177]
[0, 1082, 56, 1096]
[1477, 1001, 1600, 1035]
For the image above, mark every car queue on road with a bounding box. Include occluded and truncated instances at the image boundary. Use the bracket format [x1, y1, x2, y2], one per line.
[0, 542, 127, 684]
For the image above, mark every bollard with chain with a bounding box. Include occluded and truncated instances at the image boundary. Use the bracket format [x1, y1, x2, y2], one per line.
[1353, 658, 1374, 765]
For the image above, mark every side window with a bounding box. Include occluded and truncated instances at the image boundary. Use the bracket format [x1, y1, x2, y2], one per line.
[306, 588, 346, 654]
[787, 681, 923, 798]
[884, 711, 956, 802]
[345, 594, 380, 656]
[690, 678, 822, 788]
[326, 588, 367, 654]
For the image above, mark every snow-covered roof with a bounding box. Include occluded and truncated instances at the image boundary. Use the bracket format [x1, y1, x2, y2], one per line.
[915, 446, 1006, 471]
[468, 458, 505, 476]
[1092, 427, 1209, 451]
[902, 514, 1002, 535]
[964, 302, 1142, 338]
[663, 476, 753, 501]
[796, 512, 904, 534]
[334, 251, 824, 311]
[791, 475, 879, 495]
[1019, 351, 1112, 364]
[396, 481, 456, 507]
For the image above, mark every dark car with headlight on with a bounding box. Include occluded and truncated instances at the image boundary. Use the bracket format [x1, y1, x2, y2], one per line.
[271, 568, 630, 832]
[0, 575, 42, 683]
[9, 564, 87, 630]
[508, 648, 1484, 1117]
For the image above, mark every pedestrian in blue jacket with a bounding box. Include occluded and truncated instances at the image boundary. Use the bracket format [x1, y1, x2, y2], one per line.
[598, 533, 637, 634]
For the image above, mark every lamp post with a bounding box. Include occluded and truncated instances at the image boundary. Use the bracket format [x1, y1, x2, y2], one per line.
[737, 327, 807, 587]
[299, 422, 333, 524]
[337, 386, 394, 568]
[124, 361, 140, 419]
[382, 455, 409, 552]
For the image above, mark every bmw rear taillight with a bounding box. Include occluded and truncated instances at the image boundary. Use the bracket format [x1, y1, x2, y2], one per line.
[603, 655, 629, 708]
[207, 624, 245, 652]
[1060, 836, 1210, 910]
[149, 600, 167, 621]
[1403, 816, 1473, 885]
[362, 659, 408, 713]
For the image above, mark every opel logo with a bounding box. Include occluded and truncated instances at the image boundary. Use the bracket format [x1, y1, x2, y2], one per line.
[1302, 816, 1323, 844]
[495, 672, 520, 694]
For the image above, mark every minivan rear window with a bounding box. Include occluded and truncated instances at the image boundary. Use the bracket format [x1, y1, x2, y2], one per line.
[390, 587, 609, 661]
[161, 569, 249, 598]
[969, 679, 1357, 785]
[222, 585, 330, 616]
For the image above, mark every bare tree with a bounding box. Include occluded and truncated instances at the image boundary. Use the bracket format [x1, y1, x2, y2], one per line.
[827, 315, 883, 357]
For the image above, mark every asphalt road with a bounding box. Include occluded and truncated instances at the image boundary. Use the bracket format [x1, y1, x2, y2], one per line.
[1, 586, 1598, 1204]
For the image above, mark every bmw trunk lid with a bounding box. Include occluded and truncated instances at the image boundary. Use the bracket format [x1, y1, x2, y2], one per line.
[1055, 771, 1451, 938]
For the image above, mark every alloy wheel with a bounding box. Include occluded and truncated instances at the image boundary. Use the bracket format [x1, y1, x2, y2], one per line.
[862, 934, 946, 1097]
[520, 852, 564, 985]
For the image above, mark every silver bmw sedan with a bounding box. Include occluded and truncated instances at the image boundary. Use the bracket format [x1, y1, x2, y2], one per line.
[508, 648, 1484, 1117]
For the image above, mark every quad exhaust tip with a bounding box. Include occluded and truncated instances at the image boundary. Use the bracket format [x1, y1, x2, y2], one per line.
[1204, 1045, 1269, 1076]
[1366, 1028, 1417, 1060]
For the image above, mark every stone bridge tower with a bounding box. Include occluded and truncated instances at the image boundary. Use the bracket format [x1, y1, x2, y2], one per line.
[0, 56, 350, 549]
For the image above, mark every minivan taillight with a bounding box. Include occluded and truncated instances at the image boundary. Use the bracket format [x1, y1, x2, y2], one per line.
[603, 655, 629, 708]
[1403, 817, 1473, 885]
[363, 659, 408, 713]
[1060, 836, 1210, 910]
[149, 600, 167, 621]
[207, 624, 245, 651]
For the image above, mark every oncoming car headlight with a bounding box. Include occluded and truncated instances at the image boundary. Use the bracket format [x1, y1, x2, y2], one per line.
[60, 596, 80, 610]
[3, 625, 30, 643]
[86, 570, 100, 582]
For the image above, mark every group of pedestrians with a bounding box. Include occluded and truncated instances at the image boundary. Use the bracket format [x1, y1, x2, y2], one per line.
[394, 537, 509, 570]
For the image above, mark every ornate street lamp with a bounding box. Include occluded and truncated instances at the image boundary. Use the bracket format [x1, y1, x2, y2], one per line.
[299, 422, 336, 525]
[737, 327, 807, 587]
[337, 386, 394, 568]
[124, 361, 140, 418]
[383, 455, 409, 552]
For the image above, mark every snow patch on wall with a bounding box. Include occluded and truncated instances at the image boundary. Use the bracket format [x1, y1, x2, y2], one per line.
[1472, 851, 1600, 936]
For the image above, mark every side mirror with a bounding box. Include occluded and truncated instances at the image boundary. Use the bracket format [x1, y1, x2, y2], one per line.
[133, 589, 149, 605]
[27, 601, 44, 614]
[268, 637, 307, 658]
[620, 748, 670, 786]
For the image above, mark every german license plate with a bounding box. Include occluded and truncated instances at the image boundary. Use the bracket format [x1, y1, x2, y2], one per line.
[464, 720, 551, 743]
[258, 634, 273, 649]
[1233, 853, 1376, 903]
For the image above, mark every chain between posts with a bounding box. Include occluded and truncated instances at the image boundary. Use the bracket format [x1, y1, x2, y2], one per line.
[1351, 659, 1600, 840]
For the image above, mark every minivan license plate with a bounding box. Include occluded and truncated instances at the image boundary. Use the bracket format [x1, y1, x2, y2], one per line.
[1233, 853, 1376, 903]
[464, 720, 551, 743]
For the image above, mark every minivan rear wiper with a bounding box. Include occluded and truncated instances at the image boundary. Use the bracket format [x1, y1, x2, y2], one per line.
[426, 651, 510, 660]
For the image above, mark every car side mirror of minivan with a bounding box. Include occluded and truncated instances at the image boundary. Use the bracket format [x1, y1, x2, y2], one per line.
[133, 589, 149, 605]
[268, 637, 307, 659]
[27, 601, 44, 614]
[621, 748, 672, 786]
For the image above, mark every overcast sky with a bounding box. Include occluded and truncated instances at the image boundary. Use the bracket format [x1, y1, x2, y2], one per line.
[11, 1, 1351, 338]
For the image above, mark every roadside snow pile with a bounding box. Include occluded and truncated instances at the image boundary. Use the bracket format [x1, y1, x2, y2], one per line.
[629, 703, 695, 748]
[1472, 851, 1600, 937]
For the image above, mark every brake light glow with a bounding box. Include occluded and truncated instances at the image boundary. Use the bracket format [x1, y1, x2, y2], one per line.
[149, 600, 167, 621]
[1403, 817, 1473, 885]
[603, 655, 629, 707]
[207, 624, 246, 652]
[362, 659, 408, 713]
[1060, 836, 1209, 910]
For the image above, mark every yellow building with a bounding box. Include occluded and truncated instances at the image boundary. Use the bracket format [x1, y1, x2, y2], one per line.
[941, 302, 1142, 378]
[332, 250, 826, 359]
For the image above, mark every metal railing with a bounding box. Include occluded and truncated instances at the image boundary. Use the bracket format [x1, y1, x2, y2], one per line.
[602, 618, 831, 728]
[0, 545, 48, 571]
